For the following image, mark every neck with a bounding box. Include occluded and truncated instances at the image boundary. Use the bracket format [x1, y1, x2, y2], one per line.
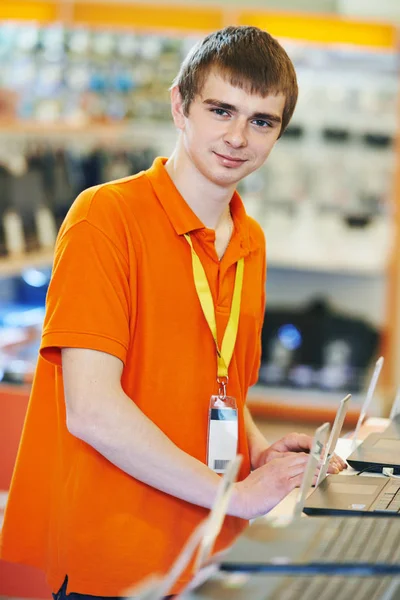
[165, 139, 235, 230]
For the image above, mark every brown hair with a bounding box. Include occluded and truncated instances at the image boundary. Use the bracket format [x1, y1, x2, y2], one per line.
[173, 26, 298, 136]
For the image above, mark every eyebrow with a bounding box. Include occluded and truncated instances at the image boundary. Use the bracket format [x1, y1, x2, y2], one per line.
[203, 99, 282, 124]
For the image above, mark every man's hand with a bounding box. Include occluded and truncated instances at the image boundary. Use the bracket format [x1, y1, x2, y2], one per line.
[231, 453, 313, 520]
[254, 432, 347, 474]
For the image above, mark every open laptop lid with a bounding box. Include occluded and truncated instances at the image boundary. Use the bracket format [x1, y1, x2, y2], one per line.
[352, 356, 384, 448]
[390, 386, 400, 421]
[315, 394, 351, 488]
[292, 422, 330, 518]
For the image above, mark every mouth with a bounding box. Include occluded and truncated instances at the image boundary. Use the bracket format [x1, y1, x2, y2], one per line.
[214, 152, 247, 164]
[213, 152, 248, 169]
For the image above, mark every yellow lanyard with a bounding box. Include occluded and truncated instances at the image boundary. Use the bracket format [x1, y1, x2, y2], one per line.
[184, 234, 244, 389]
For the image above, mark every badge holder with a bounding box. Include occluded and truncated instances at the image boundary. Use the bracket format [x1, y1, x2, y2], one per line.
[207, 377, 238, 474]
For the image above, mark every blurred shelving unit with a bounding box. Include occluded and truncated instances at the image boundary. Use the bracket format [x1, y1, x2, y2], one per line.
[0, 249, 54, 277]
[0, 1, 399, 423]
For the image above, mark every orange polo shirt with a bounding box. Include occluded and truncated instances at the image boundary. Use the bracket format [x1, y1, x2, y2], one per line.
[0, 157, 266, 596]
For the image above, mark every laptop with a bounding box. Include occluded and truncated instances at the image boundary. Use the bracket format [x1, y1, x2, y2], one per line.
[304, 385, 400, 515]
[303, 472, 400, 517]
[218, 419, 400, 575]
[351, 356, 384, 444]
[347, 385, 400, 474]
[182, 572, 400, 600]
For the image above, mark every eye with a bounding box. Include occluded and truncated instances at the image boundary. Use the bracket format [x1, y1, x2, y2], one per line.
[252, 119, 271, 128]
[211, 108, 230, 117]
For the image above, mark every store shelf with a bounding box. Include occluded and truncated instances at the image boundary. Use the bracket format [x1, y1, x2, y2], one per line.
[266, 254, 386, 276]
[0, 120, 133, 139]
[0, 121, 124, 133]
[0, 120, 178, 151]
[0, 250, 54, 277]
[247, 385, 373, 425]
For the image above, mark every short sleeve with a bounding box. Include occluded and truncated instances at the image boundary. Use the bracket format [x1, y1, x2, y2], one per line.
[41, 220, 133, 366]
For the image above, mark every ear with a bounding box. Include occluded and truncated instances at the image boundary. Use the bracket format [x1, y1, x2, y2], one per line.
[170, 85, 186, 130]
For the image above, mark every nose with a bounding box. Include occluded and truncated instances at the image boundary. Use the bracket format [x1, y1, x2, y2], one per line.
[223, 118, 248, 149]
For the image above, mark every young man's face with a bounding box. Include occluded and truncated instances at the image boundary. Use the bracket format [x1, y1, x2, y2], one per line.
[172, 69, 285, 188]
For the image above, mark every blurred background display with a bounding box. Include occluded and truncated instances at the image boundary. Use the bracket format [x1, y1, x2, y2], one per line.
[0, 8, 398, 416]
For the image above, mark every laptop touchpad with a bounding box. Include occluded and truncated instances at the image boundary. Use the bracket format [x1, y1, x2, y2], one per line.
[328, 483, 380, 495]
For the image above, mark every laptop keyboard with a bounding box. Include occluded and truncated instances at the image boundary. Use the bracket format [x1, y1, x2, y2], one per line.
[275, 576, 400, 600]
[373, 482, 400, 513]
[316, 517, 400, 564]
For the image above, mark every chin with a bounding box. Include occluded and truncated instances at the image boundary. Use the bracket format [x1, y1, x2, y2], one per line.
[204, 163, 248, 187]
[208, 171, 242, 188]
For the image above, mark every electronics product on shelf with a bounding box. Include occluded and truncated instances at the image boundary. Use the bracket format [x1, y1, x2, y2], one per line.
[259, 299, 379, 393]
[0, 145, 157, 256]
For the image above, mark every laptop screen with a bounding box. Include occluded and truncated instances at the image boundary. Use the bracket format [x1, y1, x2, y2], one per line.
[315, 394, 351, 487]
[352, 356, 384, 444]
[293, 422, 329, 518]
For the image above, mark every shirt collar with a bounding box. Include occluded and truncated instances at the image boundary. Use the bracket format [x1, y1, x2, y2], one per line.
[146, 157, 203, 235]
[146, 157, 256, 255]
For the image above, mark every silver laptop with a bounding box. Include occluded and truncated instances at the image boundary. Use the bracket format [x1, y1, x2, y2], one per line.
[347, 379, 400, 474]
[219, 406, 400, 575]
[304, 362, 400, 516]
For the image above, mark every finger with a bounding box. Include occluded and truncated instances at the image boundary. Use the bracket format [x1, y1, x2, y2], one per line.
[327, 455, 342, 473]
[290, 474, 303, 488]
[289, 471, 314, 489]
[281, 452, 312, 467]
[287, 458, 313, 479]
[327, 462, 341, 474]
[284, 433, 313, 453]
[331, 454, 347, 470]
[267, 450, 289, 460]
[267, 452, 310, 468]
[270, 451, 299, 460]
[335, 454, 348, 469]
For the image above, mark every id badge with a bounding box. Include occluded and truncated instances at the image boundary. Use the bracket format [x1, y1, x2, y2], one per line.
[207, 395, 238, 474]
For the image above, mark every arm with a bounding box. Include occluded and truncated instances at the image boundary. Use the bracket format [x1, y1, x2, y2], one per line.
[63, 347, 229, 514]
[63, 348, 314, 520]
[244, 405, 270, 470]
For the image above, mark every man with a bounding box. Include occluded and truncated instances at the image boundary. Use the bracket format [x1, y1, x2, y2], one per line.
[0, 25, 346, 599]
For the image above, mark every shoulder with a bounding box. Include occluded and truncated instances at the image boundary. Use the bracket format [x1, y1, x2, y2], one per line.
[247, 216, 266, 252]
[60, 172, 148, 232]
[56, 172, 153, 257]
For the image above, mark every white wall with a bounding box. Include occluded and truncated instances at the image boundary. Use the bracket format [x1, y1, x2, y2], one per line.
[338, 0, 400, 22]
